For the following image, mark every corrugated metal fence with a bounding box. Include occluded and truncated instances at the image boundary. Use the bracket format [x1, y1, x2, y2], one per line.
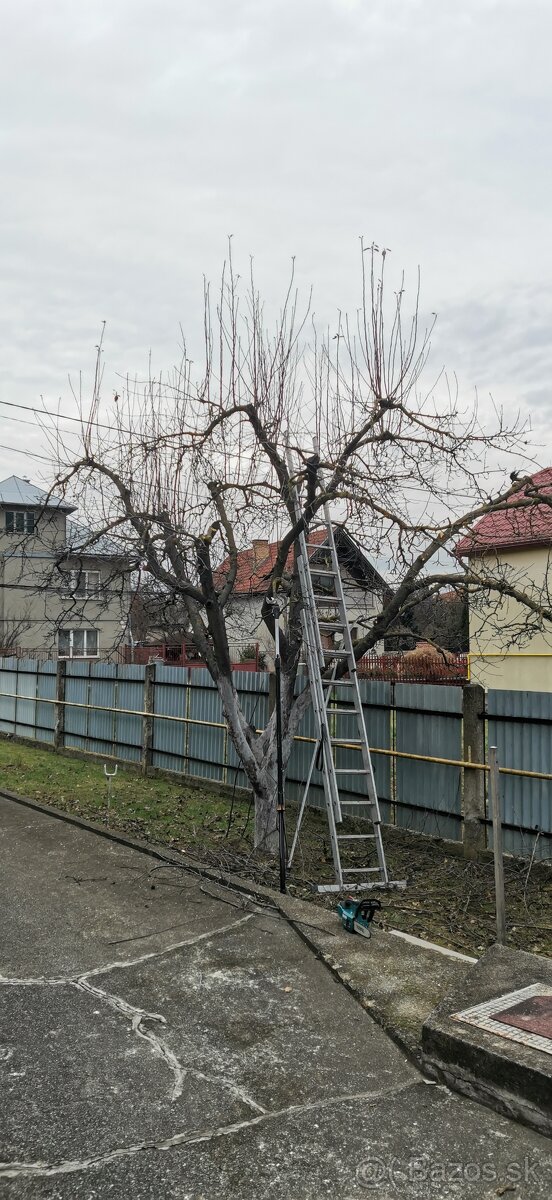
[487, 689, 552, 859]
[0, 658, 550, 860]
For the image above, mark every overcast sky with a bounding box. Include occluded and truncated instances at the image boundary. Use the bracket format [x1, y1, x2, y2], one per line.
[1, 0, 551, 486]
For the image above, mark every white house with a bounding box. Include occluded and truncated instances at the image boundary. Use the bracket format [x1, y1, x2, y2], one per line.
[218, 528, 387, 663]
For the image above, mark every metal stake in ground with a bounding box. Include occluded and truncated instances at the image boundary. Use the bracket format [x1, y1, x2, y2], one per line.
[104, 762, 118, 826]
[267, 598, 286, 894]
[489, 745, 507, 944]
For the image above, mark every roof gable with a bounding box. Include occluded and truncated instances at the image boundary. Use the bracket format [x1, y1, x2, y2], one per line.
[0, 475, 76, 513]
[216, 528, 385, 596]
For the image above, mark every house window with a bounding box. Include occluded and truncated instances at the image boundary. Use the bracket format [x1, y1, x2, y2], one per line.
[310, 571, 334, 595]
[61, 570, 101, 598]
[5, 510, 35, 535]
[310, 551, 335, 594]
[58, 629, 99, 658]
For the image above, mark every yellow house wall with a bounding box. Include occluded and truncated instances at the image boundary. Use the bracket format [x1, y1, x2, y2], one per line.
[468, 545, 552, 690]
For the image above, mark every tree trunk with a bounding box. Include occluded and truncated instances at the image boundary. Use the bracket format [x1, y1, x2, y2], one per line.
[215, 667, 309, 856]
[251, 754, 280, 853]
[215, 671, 280, 852]
[245, 686, 310, 854]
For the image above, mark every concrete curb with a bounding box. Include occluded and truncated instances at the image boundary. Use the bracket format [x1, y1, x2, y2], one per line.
[422, 943, 552, 1137]
[0, 786, 472, 1068]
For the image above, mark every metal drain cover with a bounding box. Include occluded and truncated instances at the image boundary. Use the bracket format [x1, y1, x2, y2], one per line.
[452, 984, 552, 1056]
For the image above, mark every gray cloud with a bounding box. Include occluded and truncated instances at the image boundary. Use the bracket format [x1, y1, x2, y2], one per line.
[432, 282, 552, 438]
[1, 0, 552, 482]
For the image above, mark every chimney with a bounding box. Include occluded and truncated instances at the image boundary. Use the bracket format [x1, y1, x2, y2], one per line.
[251, 538, 269, 566]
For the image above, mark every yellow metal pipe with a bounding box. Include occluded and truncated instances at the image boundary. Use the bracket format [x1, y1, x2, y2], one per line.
[3, 691, 552, 781]
[0, 690, 227, 729]
[469, 652, 552, 657]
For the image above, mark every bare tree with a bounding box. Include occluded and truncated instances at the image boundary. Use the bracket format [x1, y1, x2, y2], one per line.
[130, 577, 191, 646]
[46, 243, 552, 851]
[0, 616, 32, 652]
[385, 587, 468, 652]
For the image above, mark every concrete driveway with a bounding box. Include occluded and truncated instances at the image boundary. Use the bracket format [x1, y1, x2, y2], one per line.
[0, 795, 551, 1199]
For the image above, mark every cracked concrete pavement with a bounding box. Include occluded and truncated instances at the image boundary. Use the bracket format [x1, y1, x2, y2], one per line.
[0, 795, 551, 1198]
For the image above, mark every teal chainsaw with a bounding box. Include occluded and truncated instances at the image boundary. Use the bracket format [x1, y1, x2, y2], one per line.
[337, 896, 382, 939]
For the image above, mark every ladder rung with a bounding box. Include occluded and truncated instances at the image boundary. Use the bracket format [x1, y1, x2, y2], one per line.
[342, 867, 381, 874]
[323, 649, 349, 657]
[341, 799, 378, 807]
[316, 881, 406, 893]
[326, 707, 357, 715]
[324, 679, 356, 686]
[334, 767, 369, 774]
[330, 738, 362, 746]
[305, 543, 332, 551]
[309, 568, 336, 577]
[312, 594, 340, 603]
[318, 621, 345, 631]
[337, 834, 376, 840]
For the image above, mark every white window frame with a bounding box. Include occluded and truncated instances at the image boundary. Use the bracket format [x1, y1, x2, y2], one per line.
[5, 509, 35, 535]
[58, 629, 99, 659]
[61, 569, 101, 598]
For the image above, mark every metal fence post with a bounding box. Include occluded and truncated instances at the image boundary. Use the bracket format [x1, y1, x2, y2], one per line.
[462, 683, 486, 857]
[141, 662, 155, 776]
[13, 658, 19, 736]
[489, 744, 507, 944]
[53, 659, 66, 750]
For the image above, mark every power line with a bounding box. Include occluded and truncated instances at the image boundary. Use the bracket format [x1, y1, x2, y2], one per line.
[0, 441, 57, 463]
[0, 399, 117, 435]
[2, 397, 492, 491]
[0, 395, 512, 478]
[0, 399, 279, 468]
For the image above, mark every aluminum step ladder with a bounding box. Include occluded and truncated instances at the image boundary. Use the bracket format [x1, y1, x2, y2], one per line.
[286, 451, 405, 893]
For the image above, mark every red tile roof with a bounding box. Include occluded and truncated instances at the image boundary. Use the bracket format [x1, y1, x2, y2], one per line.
[456, 468, 552, 556]
[216, 530, 328, 595]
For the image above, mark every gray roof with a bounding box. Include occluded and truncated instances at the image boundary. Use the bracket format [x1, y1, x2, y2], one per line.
[65, 519, 137, 562]
[0, 475, 76, 513]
